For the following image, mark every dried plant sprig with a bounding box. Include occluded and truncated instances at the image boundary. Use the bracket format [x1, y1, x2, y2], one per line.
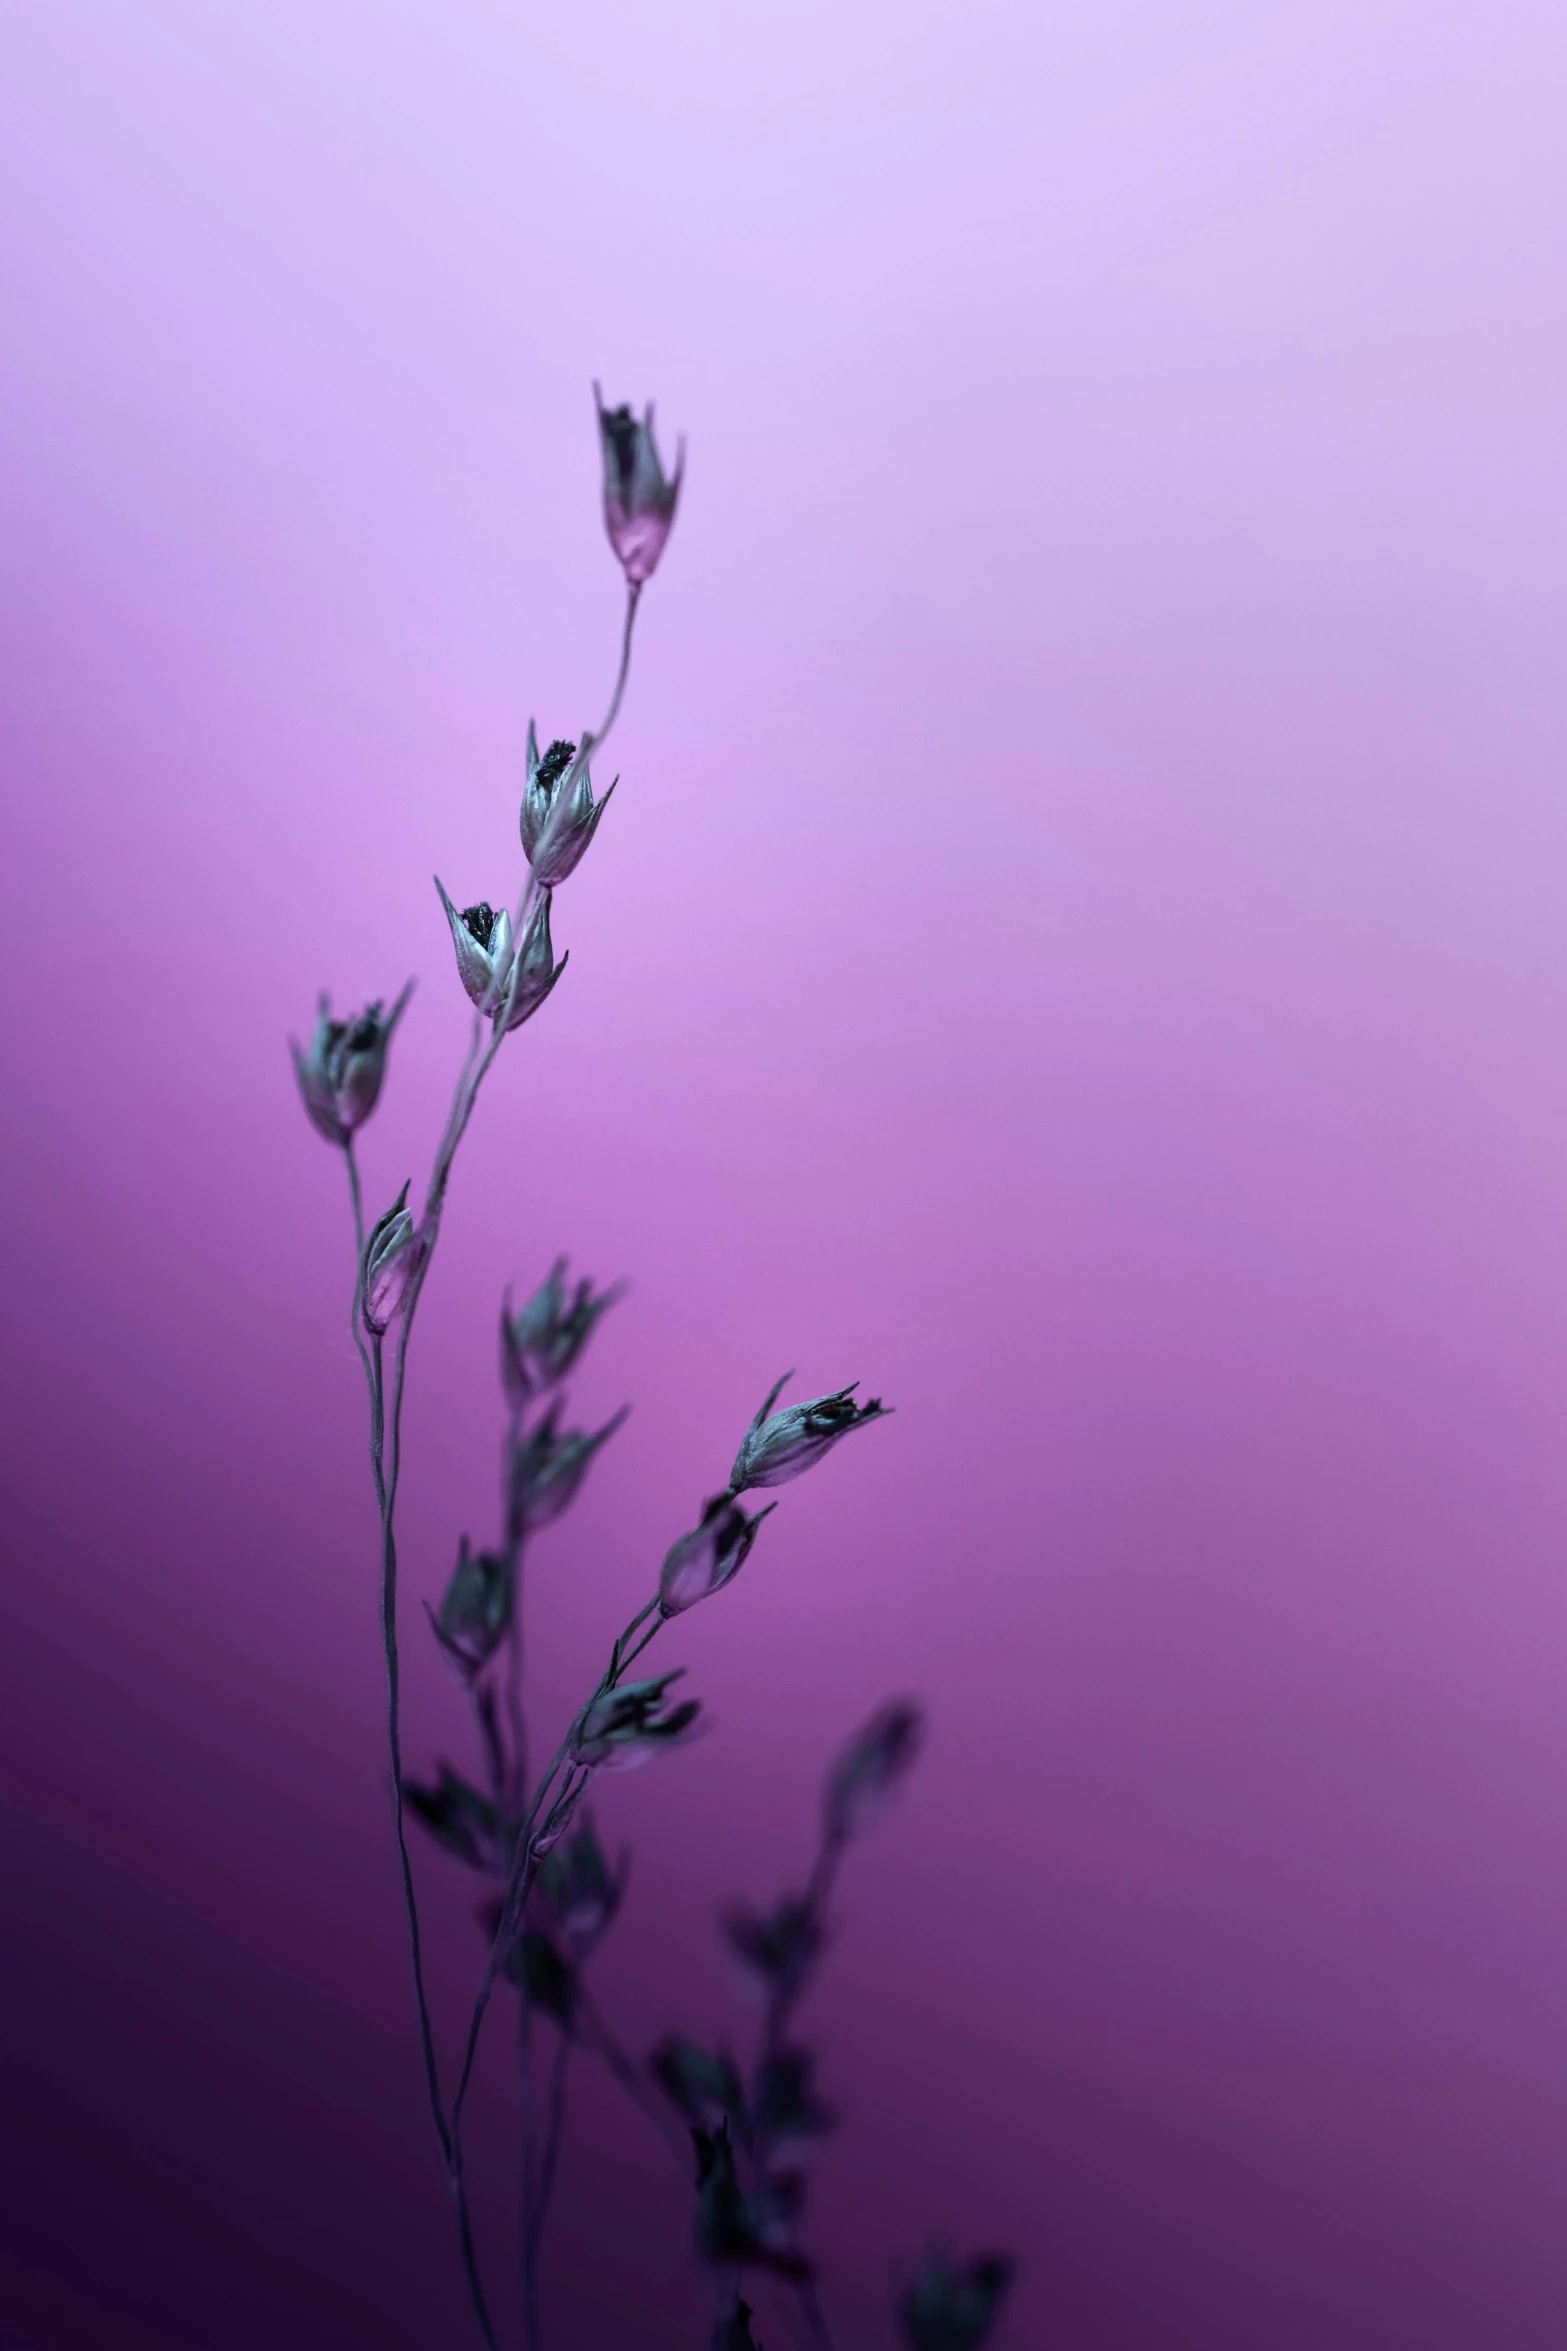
[290, 982, 413, 1145]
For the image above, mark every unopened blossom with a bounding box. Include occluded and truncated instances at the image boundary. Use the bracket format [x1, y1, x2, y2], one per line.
[429, 1536, 513, 1677]
[500, 1259, 623, 1409]
[823, 1700, 924, 1844]
[289, 982, 412, 1146]
[594, 384, 684, 585]
[520, 725, 617, 888]
[434, 879, 566, 1032]
[505, 1399, 628, 1542]
[362, 1184, 423, 1335]
[534, 1811, 627, 1952]
[728, 1374, 889, 1493]
[898, 2252, 1015, 2351]
[659, 1493, 775, 1618]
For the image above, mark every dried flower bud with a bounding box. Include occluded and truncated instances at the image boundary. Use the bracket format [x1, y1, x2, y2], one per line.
[751, 2048, 834, 2149]
[534, 1811, 627, 1952]
[899, 2254, 1015, 2351]
[728, 1374, 889, 1493]
[505, 1399, 628, 1542]
[594, 383, 684, 585]
[509, 1928, 577, 2027]
[571, 1671, 700, 1770]
[289, 983, 412, 1147]
[362, 1184, 423, 1335]
[435, 879, 567, 1033]
[692, 2121, 812, 2281]
[650, 2038, 743, 2128]
[426, 1537, 512, 1678]
[711, 2300, 765, 2351]
[520, 724, 618, 889]
[405, 1765, 502, 1874]
[500, 1259, 624, 1409]
[824, 1700, 924, 1844]
[721, 1896, 821, 2000]
[659, 1494, 776, 1618]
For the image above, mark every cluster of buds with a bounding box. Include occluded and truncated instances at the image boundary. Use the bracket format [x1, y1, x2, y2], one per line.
[729, 1374, 889, 1493]
[290, 983, 412, 1147]
[500, 1260, 623, 1411]
[570, 1670, 699, 1771]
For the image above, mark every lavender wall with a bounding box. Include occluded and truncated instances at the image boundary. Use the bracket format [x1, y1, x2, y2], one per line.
[3, 3, 1566, 2345]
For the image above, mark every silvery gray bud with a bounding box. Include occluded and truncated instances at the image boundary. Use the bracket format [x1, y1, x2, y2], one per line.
[361, 1183, 422, 1335]
[505, 1398, 629, 1542]
[824, 1700, 923, 1845]
[427, 1536, 513, 1678]
[520, 725, 617, 888]
[435, 879, 567, 1032]
[500, 1259, 624, 1409]
[729, 1374, 889, 1493]
[594, 383, 684, 585]
[570, 1671, 699, 1770]
[659, 1494, 776, 1618]
[289, 982, 413, 1146]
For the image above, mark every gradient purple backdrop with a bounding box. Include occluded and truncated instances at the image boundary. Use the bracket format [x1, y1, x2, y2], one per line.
[3, 2, 1566, 2345]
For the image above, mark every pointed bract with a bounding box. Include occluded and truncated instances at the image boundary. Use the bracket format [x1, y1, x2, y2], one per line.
[594, 384, 684, 585]
[506, 1398, 629, 1541]
[428, 1537, 513, 1677]
[289, 982, 412, 1146]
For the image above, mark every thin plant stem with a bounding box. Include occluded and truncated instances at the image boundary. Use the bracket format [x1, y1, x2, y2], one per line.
[523, 2021, 573, 2347]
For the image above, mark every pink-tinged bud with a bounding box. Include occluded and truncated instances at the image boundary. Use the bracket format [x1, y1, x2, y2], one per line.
[520, 725, 618, 888]
[289, 982, 413, 1147]
[594, 384, 684, 586]
[361, 1183, 423, 1335]
[659, 1494, 775, 1618]
[728, 1374, 889, 1493]
[500, 1259, 624, 1409]
[823, 1700, 923, 1844]
[435, 878, 567, 1032]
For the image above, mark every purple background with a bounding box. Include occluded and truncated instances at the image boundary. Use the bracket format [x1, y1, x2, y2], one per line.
[3, 2, 1566, 2344]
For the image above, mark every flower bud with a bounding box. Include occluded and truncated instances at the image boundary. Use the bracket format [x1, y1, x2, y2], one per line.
[751, 2048, 833, 2149]
[594, 384, 684, 585]
[405, 1764, 502, 1874]
[823, 1700, 923, 1845]
[570, 1671, 700, 1770]
[720, 1896, 820, 2000]
[728, 1374, 889, 1493]
[435, 879, 567, 1033]
[534, 1811, 627, 1952]
[898, 2253, 1015, 2351]
[659, 1494, 775, 1618]
[427, 1537, 513, 1677]
[500, 1259, 624, 1409]
[651, 2038, 743, 2127]
[520, 725, 618, 888]
[505, 1399, 628, 1542]
[711, 2300, 765, 2351]
[289, 982, 412, 1146]
[362, 1183, 423, 1335]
